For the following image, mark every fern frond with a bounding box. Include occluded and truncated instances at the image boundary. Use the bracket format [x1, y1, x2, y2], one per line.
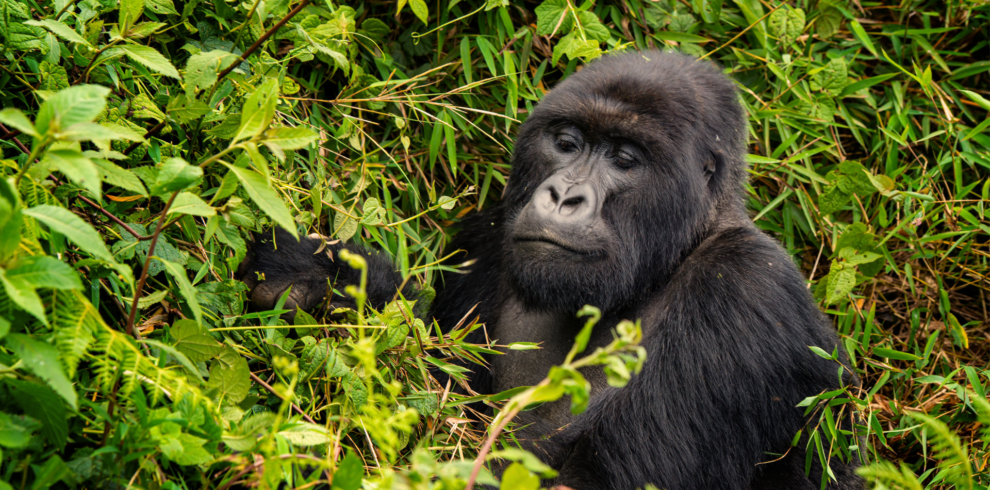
[856, 460, 924, 490]
[908, 411, 974, 490]
[49, 289, 104, 377]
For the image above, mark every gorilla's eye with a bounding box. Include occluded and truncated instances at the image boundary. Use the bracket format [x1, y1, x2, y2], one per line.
[555, 135, 579, 152]
[614, 151, 638, 169]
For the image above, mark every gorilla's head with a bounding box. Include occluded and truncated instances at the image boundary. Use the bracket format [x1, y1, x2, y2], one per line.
[504, 51, 748, 313]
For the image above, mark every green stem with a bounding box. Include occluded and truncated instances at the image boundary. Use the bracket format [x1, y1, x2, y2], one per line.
[13, 138, 48, 185]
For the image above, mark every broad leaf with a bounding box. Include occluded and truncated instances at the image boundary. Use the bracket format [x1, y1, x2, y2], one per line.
[45, 149, 101, 199]
[6, 255, 82, 290]
[4, 334, 77, 409]
[233, 78, 279, 143]
[0, 108, 39, 138]
[0, 270, 47, 324]
[25, 19, 91, 46]
[149, 157, 202, 196]
[119, 44, 180, 79]
[24, 205, 114, 262]
[170, 319, 221, 363]
[168, 192, 216, 217]
[36, 85, 110, 134]
[158, 258, 203, 324]
[223, 163, 298, 239]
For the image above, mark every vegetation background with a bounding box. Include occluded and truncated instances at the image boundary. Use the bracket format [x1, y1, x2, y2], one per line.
[0, 0, 988, 486]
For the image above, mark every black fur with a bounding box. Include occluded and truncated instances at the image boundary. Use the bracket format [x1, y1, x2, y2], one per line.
[239, 51, 861, 490]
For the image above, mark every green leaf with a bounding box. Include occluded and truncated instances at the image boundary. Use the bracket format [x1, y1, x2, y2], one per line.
[45, 149, 101, 200]
[144, 0, 178, 15]
[768, 7, 805, 45]
[0, 412, 40, 449]
[223, 163, 298, 239]
[170, 319, 222, 363]
[161, 433, 213, 465]
[233, 78, 279, 143]
[0, 270, 47, 324]
[92, 159, 148, 196]
[815, 3, 842, 39]
[4, 334, 77, 409]
[331, 451, 364, 490]
[652, 31, 709, 43]
[810, 57, 848, 93]
[5, 379, 68, 450]
[535, 0, 571, 36]
[120, 0, 145, 27]
[847, 20, 877, 56]
[577, 11, 610, 42]
[183, 50, 239, 96]
[24, 205, 114, 262]
[6, 256, 82, 290]
[206, 346, 250, 402]
[408, 0, 428, 24]
[0, 108, 39, 138]
[262, 126, 319, 152]
[149, 157, 203, 196]
[25, 19, 92, 46]
[159, 258, 203, 324]
[168, 192, 216, 217]
[167, 93, 213, 123]
[817, 184, 850, 216]
[278, 422, 332, 446]
[824, 260, 855, 305]
[118, 44, 180, 79]
[127, 22, 166, 38]
[500, 463, 540, 490]
[36, 85, 110, 134]
[873, 347, 921, 361]
[58, 122, 145, 142]
[960, 90, 990, 112]
[333, 211, 357, 241]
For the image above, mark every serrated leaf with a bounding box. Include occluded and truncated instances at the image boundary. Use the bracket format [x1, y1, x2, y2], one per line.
[120, 0, 144, 28]
[167, 94, 212, 123]
[25, 19, 92, 46]
[4, 334, 77, 409]
[119, 44, 180, 79]
[223, 163, 298, 239]
[58, 121, 144, 142]
[768, 7, 804, 45]
[577, 11, 609, 42]
[0, 108, 39, 138]
[93, 159, 148, 196]
[332, 212, 357, 241]
[149, 157, 202, 196]
[815, 4, 842, 39]
[168, 191, 216, 217]
[6, 256, 82, 290]
[5, 379, 68, 450]
[45, 149, 101, 200]
[37, 85, 110, 134]
[233, 78, 279, 143]
[183, 50, 239, 96]
[825, 260, 855, 305]
[171, 319, 221, 363]
[535, 0, 571, 36]
[24, 205, 114, 262]
[0, 270, 46, 324]
[144, 0, 177, 15]
[206, 347, 249, 402]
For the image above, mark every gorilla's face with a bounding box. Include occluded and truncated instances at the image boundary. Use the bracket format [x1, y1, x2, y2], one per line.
[503, 53, 747, 313]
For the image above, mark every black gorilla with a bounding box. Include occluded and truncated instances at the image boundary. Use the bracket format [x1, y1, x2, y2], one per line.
[239, 51, 861, 489]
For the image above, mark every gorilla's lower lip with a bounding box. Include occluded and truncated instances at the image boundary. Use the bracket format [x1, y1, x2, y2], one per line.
[513, 236, 596, 256]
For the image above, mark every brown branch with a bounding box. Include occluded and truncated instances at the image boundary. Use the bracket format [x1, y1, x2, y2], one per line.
[215, 0, 311, 82]
[0, 123, 30, 153]
[124, 190, 179, 337]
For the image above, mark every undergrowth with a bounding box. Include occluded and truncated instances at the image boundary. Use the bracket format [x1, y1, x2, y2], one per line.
[0, 0, 987, 488]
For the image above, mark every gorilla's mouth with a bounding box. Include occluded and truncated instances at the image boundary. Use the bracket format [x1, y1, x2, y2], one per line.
[513, 236, 598, 256]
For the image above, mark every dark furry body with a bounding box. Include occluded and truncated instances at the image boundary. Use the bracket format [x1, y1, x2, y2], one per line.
[240, 51, 861, 489]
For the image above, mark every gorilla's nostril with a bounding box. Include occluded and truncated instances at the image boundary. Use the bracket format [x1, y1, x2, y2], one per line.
[561, 196, 585, 209]
[549, 187, 560, 205]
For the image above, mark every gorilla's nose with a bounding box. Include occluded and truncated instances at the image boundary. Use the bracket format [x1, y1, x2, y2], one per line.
[533, 174, 596, 222]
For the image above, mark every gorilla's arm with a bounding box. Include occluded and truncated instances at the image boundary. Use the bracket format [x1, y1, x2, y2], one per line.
[541, 228, 847, 490]
[238, 228, 411, 317]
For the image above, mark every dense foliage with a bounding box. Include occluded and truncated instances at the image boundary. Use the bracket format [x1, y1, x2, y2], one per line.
[0, 0, 987, 487]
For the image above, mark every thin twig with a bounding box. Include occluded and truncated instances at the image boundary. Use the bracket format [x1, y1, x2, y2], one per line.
[215, 0, 312, 82]
[248, 372, 318, 424]
[124, 191, 179, 337]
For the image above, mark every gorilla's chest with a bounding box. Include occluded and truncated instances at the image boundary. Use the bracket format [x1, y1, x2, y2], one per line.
[489, 298, 625, 427]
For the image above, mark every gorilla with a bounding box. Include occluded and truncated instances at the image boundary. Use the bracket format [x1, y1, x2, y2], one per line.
[239, 51, 862, 489]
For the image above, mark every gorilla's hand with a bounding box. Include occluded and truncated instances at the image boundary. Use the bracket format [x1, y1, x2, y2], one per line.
[237, 229, 349, 317]
[237, 228, 412, 319]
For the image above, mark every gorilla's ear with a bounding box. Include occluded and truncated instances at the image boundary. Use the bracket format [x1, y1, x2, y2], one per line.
[703, 157, 716, 184]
